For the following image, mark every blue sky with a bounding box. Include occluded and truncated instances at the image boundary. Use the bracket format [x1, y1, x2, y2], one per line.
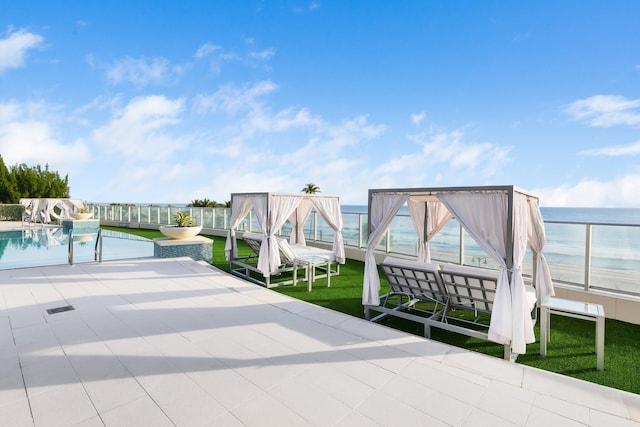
[1, 1, 640, 207]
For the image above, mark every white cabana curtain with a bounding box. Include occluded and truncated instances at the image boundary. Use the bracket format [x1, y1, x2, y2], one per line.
[527, 198, 555, 304]
[509, 194, 536, 353]
[407, 199, 452, 262]
[438, 192, 512, 345]
[20, 198, 84, 224]
[20, 199, 35, 221]
[261, 195, 301, 276]
[362, 193, 409, 305]
[438, 192, 536, 354]
[288, 199, 314, 245]
[311, 197, 346, 263]
[224, 196, 255, 261]
[41, 199, 56, 223]
[61, 199, 84, 215]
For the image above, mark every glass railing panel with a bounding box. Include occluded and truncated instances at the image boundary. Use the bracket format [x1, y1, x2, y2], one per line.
[590, 224, 640, 294]
[200, 209, 211, 228]
[213, 209, 228, 229]
[159, 208, 170, 225]
[149, 207, 160, 224]
[430, 220, 460, 264]
[314, 215, 335, 243]
[384, 215, 417, 256]
[342, 212, 362, 247]
[129, 207, 139, 223]
[139, 208, 149, 224]
[190, 208, 203, 227]
[544, 222, 586, 286]
[461, 228, 501, 270]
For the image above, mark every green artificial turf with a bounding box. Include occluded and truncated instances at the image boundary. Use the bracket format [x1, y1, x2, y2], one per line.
[103, 226, 640, 395]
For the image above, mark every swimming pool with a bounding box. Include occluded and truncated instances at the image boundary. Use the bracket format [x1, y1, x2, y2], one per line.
[0, 228, 153, 270]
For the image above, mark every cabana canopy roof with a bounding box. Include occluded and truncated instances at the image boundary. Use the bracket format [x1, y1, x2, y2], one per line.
[224, 192, 345, 277]
[363, 185, 554, 354]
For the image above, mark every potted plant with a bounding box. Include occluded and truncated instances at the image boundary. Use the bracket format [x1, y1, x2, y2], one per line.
[159, 212, 203, 239]
[72, 207, 94, 220]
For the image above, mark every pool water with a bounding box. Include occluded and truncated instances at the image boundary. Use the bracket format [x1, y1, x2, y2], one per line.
[0, 228, 153, 270]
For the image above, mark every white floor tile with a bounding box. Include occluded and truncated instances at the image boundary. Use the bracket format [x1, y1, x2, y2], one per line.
[0, 396, 34, 427]
[269, 373, 353, 425]
[381, 374, 473, 426]
[29, 383, 97, 427]
[334, 410, 382, 426]
[589, 409, 640, 427]
[533, 394, 590, 424]
[522, 367, 628, 418]
[100, 396, 173, 427]
[230, 392, 314, 427]
[357, 389, 449, 426]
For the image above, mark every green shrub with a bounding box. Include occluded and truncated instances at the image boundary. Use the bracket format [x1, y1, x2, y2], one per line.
[0, 204, 25, 221]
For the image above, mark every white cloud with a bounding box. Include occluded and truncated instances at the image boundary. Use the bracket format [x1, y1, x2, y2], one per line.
[106, 56, 183, 86]
[0, 101, 90, 171]
[533, 174, 640, 207]
[579, 140, 640, 156]
[92, 95, 186, 160]
[0, 28, 44, 73]
[250, 107, 320, 132]
[411, 111, 426, 126]
[193, 40, 275, 75]
[249, 48, 276, 60]
[325, 115, 385, 148]
[193, 80, 279, 114]
[375, 130, 511, 186]
[194, 43, 221, 59]
[565, 95, 640, 127]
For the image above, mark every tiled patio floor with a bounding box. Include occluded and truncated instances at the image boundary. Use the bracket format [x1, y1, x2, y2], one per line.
[1, 229, 640, 425]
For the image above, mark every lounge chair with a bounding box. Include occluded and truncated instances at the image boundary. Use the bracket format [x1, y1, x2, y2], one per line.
[230, 232, 339, 288]
[365, 256, 447, 327]
[365, 256, 537, 359]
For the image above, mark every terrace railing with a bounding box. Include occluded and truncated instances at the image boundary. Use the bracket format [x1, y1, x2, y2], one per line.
[88, 204, 640, 297]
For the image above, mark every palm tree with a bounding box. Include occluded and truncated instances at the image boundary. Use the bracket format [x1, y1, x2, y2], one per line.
[301, 183, 320, 194]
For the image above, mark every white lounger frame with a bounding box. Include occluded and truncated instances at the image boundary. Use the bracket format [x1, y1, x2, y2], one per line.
[230, 232, 340, 288]
[365, 257, 537, 360]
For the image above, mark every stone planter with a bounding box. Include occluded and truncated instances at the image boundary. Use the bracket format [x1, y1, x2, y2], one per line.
[72, 212, 94, 220]
[159, 225, 203, 240]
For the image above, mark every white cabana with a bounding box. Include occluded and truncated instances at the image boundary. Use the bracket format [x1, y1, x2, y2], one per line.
[20, 198, 84, 223]
[362, 185, 554, 355]
[224, 192, 346, 278]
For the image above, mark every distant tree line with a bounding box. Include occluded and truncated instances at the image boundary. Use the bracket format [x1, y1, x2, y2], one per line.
[0, 154, 70, 204]
[187, 198, 231, 208]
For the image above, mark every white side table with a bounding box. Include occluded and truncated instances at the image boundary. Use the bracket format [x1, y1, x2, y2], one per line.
[540, 297, 605, 371]
[293, 255, 331, 292]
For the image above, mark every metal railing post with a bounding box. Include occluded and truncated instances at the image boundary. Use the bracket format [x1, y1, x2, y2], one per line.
[68, 230, 74, 265]
[95, 229, 103, 262]
[358, 213, 364, 248]
[385, 229, 390, 253]
[313, 211, 318, 241]
[585, 224, 592, 291]
[459, 224, 465, 265]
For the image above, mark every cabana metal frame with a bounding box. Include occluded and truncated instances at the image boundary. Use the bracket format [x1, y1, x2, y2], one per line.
[224, 192, 346, 288]
[362, 185, 555, 359]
